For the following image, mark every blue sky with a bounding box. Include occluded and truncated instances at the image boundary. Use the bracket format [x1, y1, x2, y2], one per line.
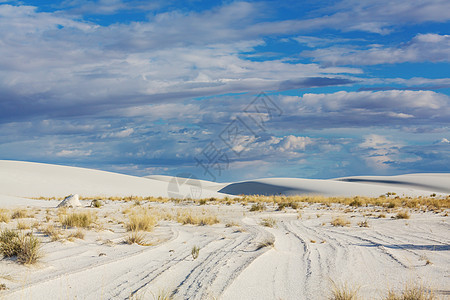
[0, 0, 449, 182]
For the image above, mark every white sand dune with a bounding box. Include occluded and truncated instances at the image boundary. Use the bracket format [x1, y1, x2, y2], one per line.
[1, 160, 448, 200]
[0, 160, 449, 299]
[215, 175, 449, 197]
[0, 160, 226, 199]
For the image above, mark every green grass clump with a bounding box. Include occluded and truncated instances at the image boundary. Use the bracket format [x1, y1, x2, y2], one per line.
[191, 245, 200, 260]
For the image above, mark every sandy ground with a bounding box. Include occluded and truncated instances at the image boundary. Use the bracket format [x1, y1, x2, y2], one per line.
[0, 161, 449, 299]
[0, 199, 449, 300]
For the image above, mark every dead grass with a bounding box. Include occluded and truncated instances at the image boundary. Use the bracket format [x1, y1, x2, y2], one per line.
[42, 225, 62, 241]
[0, 229, 42, 264]
[11, 209, 30, 219]
[330, 281, 360, 300]
[176, 210, 219, 226]
[0, 209, 10, 223]
[260, 217, 276, 228]
[124, 231, 151, 246]
[385, 283, 435, 300]
[256, 238, 274, 250]
[60, 212, 96, 228]
[331, 216, 351, 227]
[126, 213, 157, 232]
[395, 211, 411, 219]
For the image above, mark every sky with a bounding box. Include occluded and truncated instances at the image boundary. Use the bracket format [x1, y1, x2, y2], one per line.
[0, 0, 449, 182]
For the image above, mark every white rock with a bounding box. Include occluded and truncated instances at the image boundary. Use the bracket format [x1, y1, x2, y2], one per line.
[57, 194, 82, 208]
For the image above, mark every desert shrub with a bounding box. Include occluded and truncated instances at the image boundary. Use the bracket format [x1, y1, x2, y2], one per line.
[357, 219, 369, 227]
[0, 209, 10, 223]
[331, 216, 350, 227]
[125, 231, 149, 246]
[68, 229, 85, 240]
[17, 221, 31, 230]
[191, 245, 200, 260]
[249, 203, 265, 212]
[260, 218, 276, 228]
[385, 283, 435, 300]
[0, 229, 42, 264]
[0, 229, 20, 257]
[126, 214, 157, 232]
[256, 239, 274, 250]
[60, 212, 95, 228]
[11, 209, 28, 219]
[176, 210, 219, 226]
[42, 225, 61, 241]
[395, 211, 410, 219]
[330, 281, 359, 300]
[349, 197, 363, 207]
[16, 234, 42, 264]
[91, 199, 103, 208]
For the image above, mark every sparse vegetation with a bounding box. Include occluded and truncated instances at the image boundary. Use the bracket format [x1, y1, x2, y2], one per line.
[260, 217, 276, 227]
[395, 211, 410, 219]
[60, 212, 96, 228]
[256, 239, 274, 250]
[249, 203, 266, 212]
[126, 214, 157, 232]
[11, 209, 28, 219]
[358, 219, 369, 227]
[125, 231, 149, 246]
[176, 210, 219, 226]
[42, 225, 62, 241]
[90, 199, 103, 208]
[330, 281, 359, 300]
[0, 229, 42, 264]
[331, 216, 350, 227]
[385, 283, 435, 300]
[191, 245, 200, 260]
[0, 209, 10, 223]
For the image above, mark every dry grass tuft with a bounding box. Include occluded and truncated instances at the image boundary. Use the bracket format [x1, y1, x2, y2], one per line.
[126, 214, 157, 232]
[11, 209, 29, 219]
[395, 211, 410, 219]
[256, 239, 274, 250]
[0, 209, 10, 223]
[16, 221, 31, 230]
[385, 283, 435, 300]
[357, 219, 369, 228]
[260, 217, 276, 228]
[331, 216, 351, 227]
[249, 203, 266, 212]
[176, 210, 219, 226]
[68, 229, 85, 240]
[330, 281, 360, 300]
[42, 225, 62, 241]
[124, 231, 151, 246]
[191, 245, 200, 260]
[60, 212, 96, 228]
[0, 229, 42, 264]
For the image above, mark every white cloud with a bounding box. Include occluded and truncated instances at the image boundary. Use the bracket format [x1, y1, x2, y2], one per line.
[303, 34, 450, 66]
[101, 128, 134, 138]
[56, 149, 92, 157]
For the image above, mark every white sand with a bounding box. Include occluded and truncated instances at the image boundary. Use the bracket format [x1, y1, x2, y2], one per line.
[0, 160, 449, 299]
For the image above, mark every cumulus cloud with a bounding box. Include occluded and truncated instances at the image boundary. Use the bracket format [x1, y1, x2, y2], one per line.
[303, 34, 450, 66]
[0, 3, 363, 122]
[278, 90, 450, 130]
